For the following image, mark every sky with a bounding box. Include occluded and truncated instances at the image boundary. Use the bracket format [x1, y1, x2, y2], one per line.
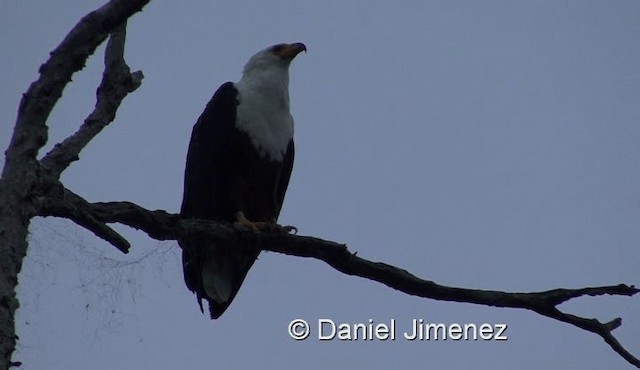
[1, 1, 639, 369]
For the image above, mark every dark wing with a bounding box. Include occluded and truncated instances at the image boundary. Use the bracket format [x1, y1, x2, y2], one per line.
[179, 82, 237, 308]
[180, 82, 237, 221]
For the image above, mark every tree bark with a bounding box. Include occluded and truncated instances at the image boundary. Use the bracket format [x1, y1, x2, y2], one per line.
[0, 1, 149, 368]
[0, 185, 32, 369]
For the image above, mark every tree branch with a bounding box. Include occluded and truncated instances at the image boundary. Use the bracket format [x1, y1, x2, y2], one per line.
[37, 197, 640, 368]
[41, 22, 144, 177]
[3, 0, 149, 180]
[39, 186, 131, 253]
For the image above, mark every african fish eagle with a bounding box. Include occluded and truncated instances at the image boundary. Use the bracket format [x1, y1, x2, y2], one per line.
[179, 42, 306, 319]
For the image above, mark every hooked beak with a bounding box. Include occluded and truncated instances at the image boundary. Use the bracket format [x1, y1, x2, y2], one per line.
[275, 42, 307, 59]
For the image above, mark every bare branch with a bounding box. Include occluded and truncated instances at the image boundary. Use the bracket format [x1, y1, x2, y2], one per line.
[34, 19, 145, 254]
[39, 187, 131, 253]
[41, 22, 144, 177]
[3, 0, 149, 181]
[538, 308, 639, 367]
[37, 198, 640, 368]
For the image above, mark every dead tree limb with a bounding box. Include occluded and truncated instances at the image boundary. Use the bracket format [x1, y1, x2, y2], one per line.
[41, 23, 144, 178]
[37, 195, 640, 368]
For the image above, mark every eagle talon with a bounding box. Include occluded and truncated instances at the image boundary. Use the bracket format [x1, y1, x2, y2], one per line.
[282, 225, 298, 234]
[267, 222, 297, 234]
[235, 212, 295, 234]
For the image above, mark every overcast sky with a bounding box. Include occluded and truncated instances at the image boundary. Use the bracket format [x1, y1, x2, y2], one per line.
[1, 1, 639, 369]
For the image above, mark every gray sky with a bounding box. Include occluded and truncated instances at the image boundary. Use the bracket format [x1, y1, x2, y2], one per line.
[2, 1, 639, 369]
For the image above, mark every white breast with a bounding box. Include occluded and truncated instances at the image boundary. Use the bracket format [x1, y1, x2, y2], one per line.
[234, 75, 294, 162]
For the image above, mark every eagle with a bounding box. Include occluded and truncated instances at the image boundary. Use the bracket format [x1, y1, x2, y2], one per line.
[179, 43, 306, 319]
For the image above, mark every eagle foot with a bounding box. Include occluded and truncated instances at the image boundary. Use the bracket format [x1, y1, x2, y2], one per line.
[233, 219, 268, 233]
[234, 212, 297, 234]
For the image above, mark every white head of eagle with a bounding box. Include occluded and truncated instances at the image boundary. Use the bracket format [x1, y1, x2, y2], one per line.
[235, 42, 307, 161]
[180, 42, 306, 319]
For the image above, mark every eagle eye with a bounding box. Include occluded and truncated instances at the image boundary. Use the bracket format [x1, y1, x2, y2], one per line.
[271, 44, 287, 54]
